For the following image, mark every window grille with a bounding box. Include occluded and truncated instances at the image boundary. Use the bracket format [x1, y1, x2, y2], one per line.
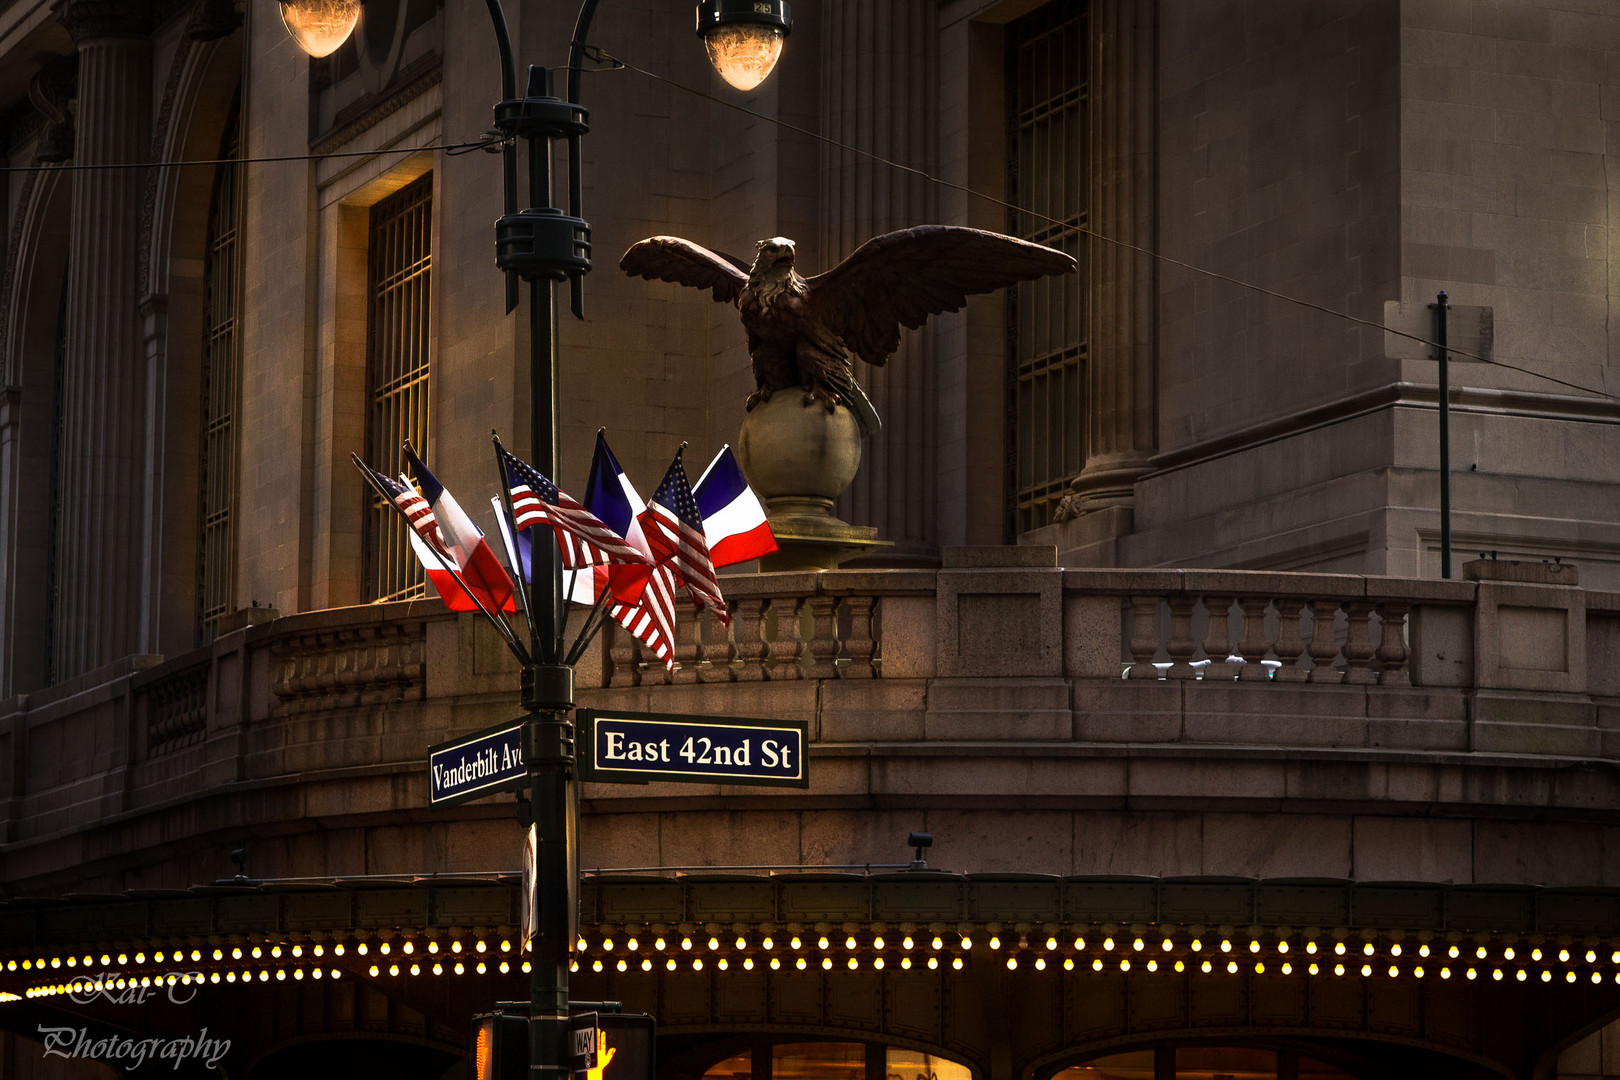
[363, 173, 433, 602]
[1006, 0, 1087, 535]
[197, 105, 241, 643]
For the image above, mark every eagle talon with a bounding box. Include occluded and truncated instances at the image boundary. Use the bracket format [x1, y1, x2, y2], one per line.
[745, 388, 774, 411]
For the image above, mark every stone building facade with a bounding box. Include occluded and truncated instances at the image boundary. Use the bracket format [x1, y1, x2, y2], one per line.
[0, 0, 1618, 1078]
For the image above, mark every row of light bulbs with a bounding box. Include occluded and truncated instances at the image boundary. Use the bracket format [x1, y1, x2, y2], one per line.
[570, 930, 1620, 967]
[21, 967, 345, 999]
[2, 936, 518, 975]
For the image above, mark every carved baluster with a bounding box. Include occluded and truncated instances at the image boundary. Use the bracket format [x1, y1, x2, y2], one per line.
[1165, 594, 1198, 679]
[1375, 602, 1411, 686]
[840, 595, 877, 678]
[672, 605, 703, 683]
[765, 597, 806, 680]
[1201, 595, 1236, 680]
[609, 622, 640, 688]
[733, 597, 769, 681]
[806, 595, 840, 680]
[1272, 598, 1308, 682]
[1307, 599, 1345, 684]
[1236, 597, 1272, 681]
[1342, 601, 1378, 685]
[1125, 596, 1162, 679]
[699, 605, 738, 682]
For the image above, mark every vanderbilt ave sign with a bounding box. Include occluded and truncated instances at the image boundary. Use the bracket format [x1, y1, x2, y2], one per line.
[427, 720, 527, 806]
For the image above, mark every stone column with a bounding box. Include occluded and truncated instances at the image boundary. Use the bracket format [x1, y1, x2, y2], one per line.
[1065, 0, 1157, 508]
[820, 0, 938, 558]
[51, 0, 152, 677]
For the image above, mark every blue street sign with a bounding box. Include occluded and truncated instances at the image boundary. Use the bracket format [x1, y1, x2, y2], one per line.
[428, 719, 528, 807]
[577, 709, 809, 788]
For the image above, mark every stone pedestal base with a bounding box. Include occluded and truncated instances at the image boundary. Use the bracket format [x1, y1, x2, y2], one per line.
[759, 501, 893, 572]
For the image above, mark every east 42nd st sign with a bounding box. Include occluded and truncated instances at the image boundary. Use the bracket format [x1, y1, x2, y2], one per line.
[577, 709, 808, 788]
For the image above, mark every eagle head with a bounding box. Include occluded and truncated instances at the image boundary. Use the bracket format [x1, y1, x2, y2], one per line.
[751, 237, 797, 277]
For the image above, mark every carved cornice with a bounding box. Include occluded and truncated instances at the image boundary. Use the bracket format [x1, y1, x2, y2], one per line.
[53, 0, 152, 42]
[310, 55, 441, 155]
[27, 56, 78, 164]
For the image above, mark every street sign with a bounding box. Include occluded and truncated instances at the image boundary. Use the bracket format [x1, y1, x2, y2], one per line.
[427, 719, 528, 807]
[571, 1012, 655, 1080]
[577, 709, 809, 788]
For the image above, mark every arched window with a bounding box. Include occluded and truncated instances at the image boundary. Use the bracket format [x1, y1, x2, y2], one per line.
[1006, 0, 1087, 535]
[197, 102, 242, 643]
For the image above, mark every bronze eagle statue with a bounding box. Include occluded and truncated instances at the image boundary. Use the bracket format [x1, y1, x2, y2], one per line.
[619, 225, 1077, 434]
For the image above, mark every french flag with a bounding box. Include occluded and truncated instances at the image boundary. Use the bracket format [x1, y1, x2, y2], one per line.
[403, 447, 515, 613]
[692, 445, 777, 568]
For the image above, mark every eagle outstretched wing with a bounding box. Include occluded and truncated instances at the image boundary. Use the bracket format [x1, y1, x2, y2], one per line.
[619, 236, 750, 304]
[804, 225, 1077, 366]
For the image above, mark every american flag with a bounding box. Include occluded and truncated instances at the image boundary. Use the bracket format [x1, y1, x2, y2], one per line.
[498, 445, 652, 574]
[609, 563, 679, 668]
[371, 468, 451, 559]
[640, 447, 729, 626]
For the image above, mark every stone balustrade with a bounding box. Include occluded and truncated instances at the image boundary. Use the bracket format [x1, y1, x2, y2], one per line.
[0, 550, 1615, 891]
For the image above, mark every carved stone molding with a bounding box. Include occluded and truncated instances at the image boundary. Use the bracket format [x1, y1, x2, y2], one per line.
[0, 167, 46, 379]
[54, 0, 152, 42]
[184, 0, 240, 42]
[27, 56, 78, 164]
[137, 33, 196, 300]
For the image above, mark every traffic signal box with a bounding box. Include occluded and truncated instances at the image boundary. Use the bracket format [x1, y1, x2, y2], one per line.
[472, 1013, 528, 1080]
[572, 1012, 656, 1080]
[471, 1010, 656, 1080]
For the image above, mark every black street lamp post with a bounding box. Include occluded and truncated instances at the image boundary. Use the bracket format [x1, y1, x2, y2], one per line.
[276, 2, 792, 1078]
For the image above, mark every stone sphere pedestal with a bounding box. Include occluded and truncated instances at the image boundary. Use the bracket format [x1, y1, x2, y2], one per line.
[737, 394, 892, 571]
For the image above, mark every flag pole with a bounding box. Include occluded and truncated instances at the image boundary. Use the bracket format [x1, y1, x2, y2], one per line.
[563, 587, 616, 667]
[492, 433, 541, 642]
[351, 454, 531, 665]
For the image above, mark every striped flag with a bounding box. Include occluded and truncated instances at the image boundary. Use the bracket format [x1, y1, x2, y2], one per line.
[497, 444, 652, 580]
[401, 448, 517, 613]
[639, 446, 728, 626]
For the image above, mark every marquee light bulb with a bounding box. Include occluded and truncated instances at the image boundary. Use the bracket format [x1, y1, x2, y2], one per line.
[952, 957, 963, 970]
[655, 938, 666, 951]
[902, 936, 914, 950]
[845, 936, 857, 950]
[1249, 941, 1260, 954]
[1419, 944, 1429, 958]
[1559, 949, 1571, 962]
[626, 938, 637, 951]
[736, 937, 747, 950]
[770, 958, 781, 970]
[681, 938, 693, 951]
[1219, 940, 1231, 954]
[821, 957, 832, 970]
[641, 959, 652, 972]
[708, 938, 719, 951]
[932, 937, 943, 950]
[1103, 938, 1115, 951]
[762, 937, 773, 950]
[874, 936, 885, 950]
[790, 937, 802, 950]
[817, 936, 829, 950]
[743, 958, 754, 971]
[1363, 943, 1374, 956]
[903, 957, 913, 970]
[601, 939, 611, 952]
[1134, 939, 1145, 952]
[928, 957, 938, 970]
[961, 937, 972, 950]
[989, 936, 1001, 950]
[1075, 937, 1086, 950]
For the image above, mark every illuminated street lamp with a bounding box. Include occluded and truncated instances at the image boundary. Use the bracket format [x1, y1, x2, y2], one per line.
[275, 3, 789, 1080]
